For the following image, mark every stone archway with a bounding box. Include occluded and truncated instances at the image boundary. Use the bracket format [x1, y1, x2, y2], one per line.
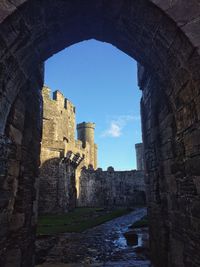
[0, 1, 200, 267]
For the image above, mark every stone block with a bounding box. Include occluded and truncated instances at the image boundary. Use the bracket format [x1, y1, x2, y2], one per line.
[5, 248, 21, 267]
[185, 157, 200, 176]
[193, 177, 200, 195]
[184, 130, 200, 157]
[170, 236, 184, 267]
[190, 200, 200, 220]
[10, 212, 25, 231]
[0, 1, 16, 24]
[166, 0, 200, 26]
[9, 125, 22, 145]
[0, 189, 10, 209]
[7, 160, 20, 177]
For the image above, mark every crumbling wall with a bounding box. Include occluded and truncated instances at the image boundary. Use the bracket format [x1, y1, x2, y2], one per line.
[78, 167, 146, 207]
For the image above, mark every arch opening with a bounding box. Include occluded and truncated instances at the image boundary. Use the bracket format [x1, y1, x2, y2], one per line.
[0, 1, 200, 267]
[38, 39, 145, 219]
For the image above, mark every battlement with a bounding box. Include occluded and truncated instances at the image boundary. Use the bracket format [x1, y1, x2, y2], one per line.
[42, 86, 75, 112]
[42, 85, 51, 97]
[77, 122, 95, 130]
[65, 99, 75, 113]
[82, 165, 143, 174]
[53, 89, 65, 102]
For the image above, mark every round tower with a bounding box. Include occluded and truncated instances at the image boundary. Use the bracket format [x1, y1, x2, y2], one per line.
[77, 122, 95, 147]
[77, 122, 97, 169]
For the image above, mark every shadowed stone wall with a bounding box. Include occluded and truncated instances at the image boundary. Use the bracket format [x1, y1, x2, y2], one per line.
[0, 65, 44, 267]
[139, 64, 200, 267]
[39, 151, 84, 214]
[39, 157, 69, 214]
[78, 167, 146, 208]
[0, 1, 200, 266]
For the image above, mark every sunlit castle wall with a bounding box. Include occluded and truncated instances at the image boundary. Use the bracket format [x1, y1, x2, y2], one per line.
[77, 122, 98, 169]
[39, 86, 98, 214]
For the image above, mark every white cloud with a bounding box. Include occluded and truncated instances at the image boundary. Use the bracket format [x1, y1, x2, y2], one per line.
[101, 114, 140, 138]
[104, 122, 122, 137]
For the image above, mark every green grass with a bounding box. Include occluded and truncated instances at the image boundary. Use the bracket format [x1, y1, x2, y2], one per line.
[130, 215, 148, 228]
[37, 207, 130, 235]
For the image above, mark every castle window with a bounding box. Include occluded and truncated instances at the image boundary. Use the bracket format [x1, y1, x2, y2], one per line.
[63, 137, 69, 143]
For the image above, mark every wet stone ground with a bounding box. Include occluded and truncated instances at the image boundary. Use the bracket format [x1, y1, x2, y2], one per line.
[37, 208, 152, 267]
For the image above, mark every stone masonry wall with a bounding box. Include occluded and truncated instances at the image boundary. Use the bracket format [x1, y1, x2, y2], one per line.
[139, 64, 200, 267]
[0, 65, 44, 267]
[39, 86, 98, 214]
[135, 143, 145, 170]
[39, 154, 69, 213]
[1, 1, 200, 267]
[78, 167, 146, 208]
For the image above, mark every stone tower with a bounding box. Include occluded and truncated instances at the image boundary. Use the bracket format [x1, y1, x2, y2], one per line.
[39, 86, 98, 213]
[135, 143, 144, 171]
[77, 122, 97, 169]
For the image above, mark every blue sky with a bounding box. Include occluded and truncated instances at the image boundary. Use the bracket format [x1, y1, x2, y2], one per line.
[45, 40, 142, 170]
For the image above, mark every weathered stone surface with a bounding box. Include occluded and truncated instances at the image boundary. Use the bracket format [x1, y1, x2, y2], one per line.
[9, 212, 25, 231]
[139, 64, 200, 267]
[39, 86, 145, 213]
[36, 208, 149, 266]
[135, 143, 145, 170]
[39, 86, 97, 214]
[0, 1, 199, 267]
[0, 66, 44, 267]
[78, 168, 146, 208]
[5, 248, 21, 267]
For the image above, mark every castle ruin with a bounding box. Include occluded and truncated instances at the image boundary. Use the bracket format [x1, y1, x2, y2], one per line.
[39, 86, 97, 213]
[39, 86, 146, 213]
[1, 2, 200, 266]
